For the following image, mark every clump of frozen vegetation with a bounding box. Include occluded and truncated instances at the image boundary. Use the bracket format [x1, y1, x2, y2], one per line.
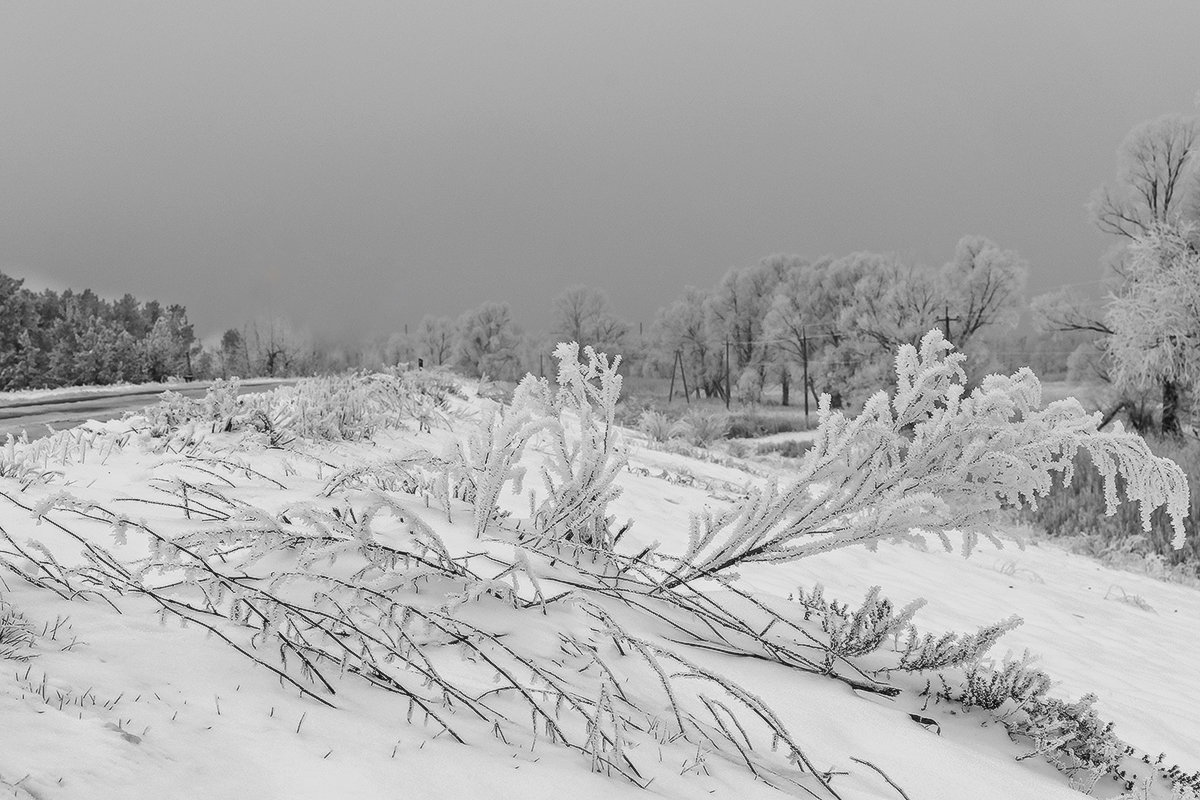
[636, 408, 675, 443]
[133, 369, 460, 448]
[0, 335, 1196, 798]
[528, 343, 628, 549]
[673, 408, 731, 447]
[0, 599, 34, 661]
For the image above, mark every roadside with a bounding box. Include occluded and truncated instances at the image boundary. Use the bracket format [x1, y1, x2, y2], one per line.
[0, 378, 301, 441]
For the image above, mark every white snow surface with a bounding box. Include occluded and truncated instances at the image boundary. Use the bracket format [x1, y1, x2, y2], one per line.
[0, 399, 1196, 800]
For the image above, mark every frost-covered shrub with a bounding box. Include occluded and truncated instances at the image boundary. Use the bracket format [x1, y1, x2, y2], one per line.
[946, 651, 1053, 711]
[754, 439, 813, 460]
[934, 657, 1126, 786]
[0, 426, 125, 487]
[453, 375, 549, 538]
[796, 584, 924, 667]
[140, 389, 204, 436]
[674, 408, 729, 447]
[792, 583, 1021, 675]
[895, 615, 1021, 672]
[530, 344, 628, 550]
[0, 599, 33, 661]
[637, 409, 675, 443]
[725, 409, 815, 439]
[676, 330, 1189, 582]
[132, 371, 457, 445]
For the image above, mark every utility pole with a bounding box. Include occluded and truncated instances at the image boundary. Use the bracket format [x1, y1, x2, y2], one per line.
[668, 349, 679, 403]
[941, 305, 960, 343]
[802, 327, 809, 426]
[679, 351, 690, 404]
[724, 337, 731, 410]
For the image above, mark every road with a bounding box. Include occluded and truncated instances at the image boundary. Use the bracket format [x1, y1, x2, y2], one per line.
[0, 380, 299, 441]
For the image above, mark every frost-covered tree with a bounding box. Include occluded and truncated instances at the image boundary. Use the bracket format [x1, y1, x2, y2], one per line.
[219, 328, 249, 378]
[707, 258, 791, 397]
[650, 286, 719, 398]
[415, 315, 457, 366]
[1105, 224, 1200, 434]
[940, 235, 1028, 343]
[237, 318, 312, 378]
[839, 253, 941, 351]
[1039, 111, 1200, 432]
[550, 286, 629, 356]
[144, 305, 195, 381]
[455, 301, 521, 379]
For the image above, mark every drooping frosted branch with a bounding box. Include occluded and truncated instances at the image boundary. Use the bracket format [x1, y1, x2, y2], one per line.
[676, 330, 1188, 580]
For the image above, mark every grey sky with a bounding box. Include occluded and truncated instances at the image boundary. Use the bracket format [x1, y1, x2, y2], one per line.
[2, 2, 1198, 343]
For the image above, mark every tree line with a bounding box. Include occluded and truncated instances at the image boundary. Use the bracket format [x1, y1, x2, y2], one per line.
[359, 234, 1030, 414]
[0, 279, 197, 390]
[395, 106, 1200, 436]
[0, 277, 328, 391]
[5, 106, 1196, 437]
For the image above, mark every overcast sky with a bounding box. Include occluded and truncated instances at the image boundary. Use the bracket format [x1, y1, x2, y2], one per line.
[2, 2, 1198, 343]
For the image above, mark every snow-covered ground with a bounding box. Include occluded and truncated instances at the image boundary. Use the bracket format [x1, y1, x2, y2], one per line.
[0, 379, 1196, 800]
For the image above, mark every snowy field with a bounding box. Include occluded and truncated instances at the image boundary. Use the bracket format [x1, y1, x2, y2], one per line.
[0, 357, 1197, 800]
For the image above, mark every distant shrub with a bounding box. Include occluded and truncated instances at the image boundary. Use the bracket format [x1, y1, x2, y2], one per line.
[133, 370, 461, 446]
[725, 409, 816, 439]
[636, 409, 675, 443]
[674, 408, 729, 447]
[754, 439, 814, 460]
[1021, 434, 1200, 575]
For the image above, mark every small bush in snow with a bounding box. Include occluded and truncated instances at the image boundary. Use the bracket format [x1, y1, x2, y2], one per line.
[674, 408, 730, 447]
[755, 439, 814, 460]
[637, 409, 675, 443]
[529, 343, 628, 550]
[0, 600, 34, 661]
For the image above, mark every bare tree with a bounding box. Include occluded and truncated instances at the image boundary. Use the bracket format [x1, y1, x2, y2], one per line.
[550, 286, 628, 354]
[416, 315, 457, 366]
[249, 318, 309, 377]
[1090, 114, 1200, 240]
[940, 235, 1027, 343]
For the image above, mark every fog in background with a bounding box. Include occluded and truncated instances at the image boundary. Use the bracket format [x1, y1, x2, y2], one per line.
[2, 1, 1198, 342]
